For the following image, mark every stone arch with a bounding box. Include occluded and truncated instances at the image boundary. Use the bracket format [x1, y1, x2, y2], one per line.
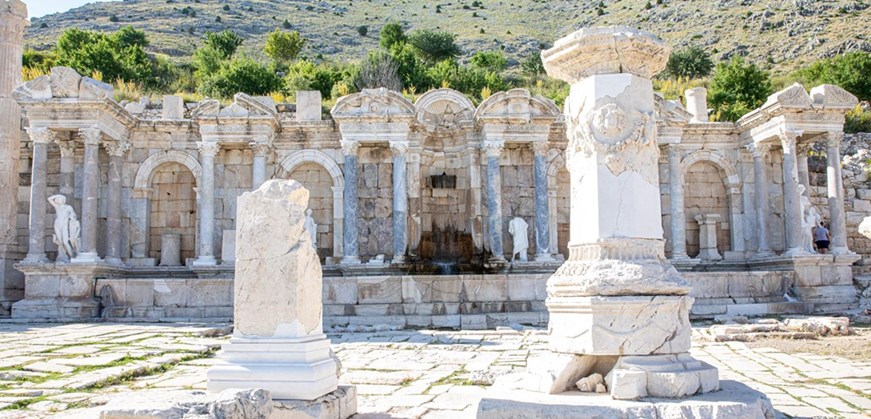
[547, 154, 569, 258]
[134, 151, 202, 192]
[475, 88, 561, 121]
[278, 150, 345, 258]
[681, 150, 745, 259]
[415, 88, 476, 132]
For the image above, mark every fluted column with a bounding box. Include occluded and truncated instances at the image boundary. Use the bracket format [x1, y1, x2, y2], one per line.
[825, 132, 850, 255]
[250, 142, 270, 189]
[779, 129, 805, 255]
[104, 141, 129, 265]
[22, 127, 52, 263]
[747, 143, 773, 256]
[532, 142, 553, 261]
[390, 141, 409, 263]
[193, 142, 219, 266]
[483, 140, 505, 261]
[667, 144, 688, 259]
[341, 140, 360, 264]
[73, 127, 103, 263]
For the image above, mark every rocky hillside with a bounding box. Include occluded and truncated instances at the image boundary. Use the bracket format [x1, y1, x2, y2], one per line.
[23, 0, 871, 73]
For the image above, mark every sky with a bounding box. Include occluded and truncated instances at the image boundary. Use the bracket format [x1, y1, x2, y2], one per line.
[25, 0, 115, 19]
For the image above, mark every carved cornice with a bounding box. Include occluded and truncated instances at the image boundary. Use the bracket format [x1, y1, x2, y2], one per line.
[481, 140, 504, 158]
[196, 141, 221, 157]
[340, 140, 360, 156]
[79, 127, 102, 146]
[26, 127, 53, 144]
[104, 141, 130, 157]
[389, 141, 409, 157]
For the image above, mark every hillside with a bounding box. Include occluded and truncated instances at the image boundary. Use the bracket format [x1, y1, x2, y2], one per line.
[23, 0, 871, 74]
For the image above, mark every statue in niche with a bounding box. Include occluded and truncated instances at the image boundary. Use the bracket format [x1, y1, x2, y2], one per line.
[798, 185, 821, 252]
[48, 194, 80, 262]
[304, 208, 318, 250]
[508, 216, 529, 262]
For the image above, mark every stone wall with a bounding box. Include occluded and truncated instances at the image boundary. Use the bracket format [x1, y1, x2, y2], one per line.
[419, 150, 474, 261]
[684, 161, 732, 257]
[147, 162, 196, 261]
[500, 146, 535, 258]
[288, 162, 335, 259]
[357, 146, 394, 259]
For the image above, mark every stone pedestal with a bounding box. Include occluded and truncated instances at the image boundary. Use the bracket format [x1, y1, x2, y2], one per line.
[695, 213, 723, 261]
[208, 180, 352, 408]
[159, 233, 182, 266]
[10, 263, 112, 319]
[221, 229, 236, 265]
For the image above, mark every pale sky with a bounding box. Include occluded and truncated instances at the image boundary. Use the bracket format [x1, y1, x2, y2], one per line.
[25, 0, 115, 19]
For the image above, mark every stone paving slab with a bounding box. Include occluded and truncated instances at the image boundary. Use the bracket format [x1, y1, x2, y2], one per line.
[0, 323, 864, 418]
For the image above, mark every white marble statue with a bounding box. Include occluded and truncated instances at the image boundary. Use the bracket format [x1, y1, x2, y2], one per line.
[508, 216, 529, 262]
[798, 185, 821, 252]
[304, 208, 318, 249]
[48, 194, 80, 262]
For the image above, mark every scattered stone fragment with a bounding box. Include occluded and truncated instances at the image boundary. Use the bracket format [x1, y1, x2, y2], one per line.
[595, 383, 607, 394]
[575, 373, 605, 393]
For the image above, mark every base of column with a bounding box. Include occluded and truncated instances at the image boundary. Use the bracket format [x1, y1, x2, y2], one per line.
[127, 258, 157, 267]
[784, 247, 812, 257]
[340, 256, 361, 265]
[21, 254, 49, 265]
[104, 257, 124, 267]
[830, 246, 852, 256]
[392, 255, 405, 264]
[192, 256, 217, 267]
[72, 252, 103, 264]
[534, 253, 555, 262]
[750, 250, 775, 260]
[207, 334, 339, 400]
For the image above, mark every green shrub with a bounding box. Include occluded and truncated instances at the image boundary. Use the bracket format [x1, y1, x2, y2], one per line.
[380, 23, 406, 50]
[408, 30, 461, 64]
[199, 56, 282, 98]
[708, 57, 772, 121]
[264, 29, 306, 65]
[845, 105, 871, 133]
[795, 51, 871, 101]
[663, 45, 713, 79]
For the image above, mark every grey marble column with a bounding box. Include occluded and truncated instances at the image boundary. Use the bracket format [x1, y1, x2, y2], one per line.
[826, 132, 850, 254]
[390, 141, 408, 263]
[193, 142, 219, 266]
[483, 141, 505, 261]
[667, 145, 688, 259]
[57, 140, 75, 199]
[104, 141, 129, 265]
[73, 127, 103, 263]
[341, 140, 360, 264]
[532, 142, 553, 261]
[779, 129, 805, 255]
[797, 152, 811, 197]
[747, 143, 773, 256]
[250, 142, 270, 189]
[22, 127, 52, 263]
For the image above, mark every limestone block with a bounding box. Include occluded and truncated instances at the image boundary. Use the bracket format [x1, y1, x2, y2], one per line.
[357, 276, 401, 304]
[221, 229, 236, 264]
[162, 95, 185, 120]
[98, 388, 272, 419]
[158, 233, 181, 266]
[605, 353, 719, 399]
[296, 91, 322, 121]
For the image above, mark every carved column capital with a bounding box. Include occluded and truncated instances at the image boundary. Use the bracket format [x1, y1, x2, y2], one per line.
[79, 127, 102, 146]
[389, 141, 409, 157]
[744, 142, 771, 159]
[340, 140, 360, 156]
[104, 141, 131, 157]
[57, 141, 76, 158]
[531, 142, 549, 156]
[249, 142, 272, 157]
[481, 140, 504, 158]
[826, 131, 844, 148]
[27, 127, 54, 144]
[777, 128, 802, 154]
[197, 141, 221, 157]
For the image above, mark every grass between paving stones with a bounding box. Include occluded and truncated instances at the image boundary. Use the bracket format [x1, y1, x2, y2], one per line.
[430, 368, 483, 388]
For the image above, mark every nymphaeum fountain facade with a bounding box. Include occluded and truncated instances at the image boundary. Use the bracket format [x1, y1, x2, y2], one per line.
[0, 1, 865, 324]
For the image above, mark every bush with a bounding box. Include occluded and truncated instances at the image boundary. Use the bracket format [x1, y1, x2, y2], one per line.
[845, 105, 871, 133]
[388, 42, 433, 92]
[520, 52, 545, 76]
[380, 23, 406, 50]
[357, 25, 368, 37]
[469, 51, 506, 72]
[408, 30, 461, 64]
[795, 52, 871, 101]
[284, 60, 353, 98]
[199, 56, 282, 98]
[709, 57, 772, 121]
[54, 27, 156, 88]
[355, 51, 401, 91]
[204, 30, 243, 59]
[264, 29, 306, 64]
[22, 49, 56, 73]
[664, 45, 713, 79]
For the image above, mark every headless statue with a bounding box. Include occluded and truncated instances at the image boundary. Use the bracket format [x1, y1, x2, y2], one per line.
[304, 208, 318, 249]
[508, 216, 529, 262]
[48, 194, 81, 262]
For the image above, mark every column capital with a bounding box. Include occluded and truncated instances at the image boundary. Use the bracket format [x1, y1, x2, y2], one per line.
[197, 141, 221, 157]
[665, 143, 682, 157]
[79, 127, 102, 146]
[825, 131, 844, 148]
[389, 141, 409, 157]
[57, 140, 76, 158]
[777, 128, 803, 153]
[744, 142, 771, 159]
[531, 142, 549, 156]
[249, 142, 272, 157]
[341, 140, 360, 156]
[481, 140, 504, 158]
[104, 141, 130, 157]
[26, 127, 54, 144]
[796, 141, 815, 155]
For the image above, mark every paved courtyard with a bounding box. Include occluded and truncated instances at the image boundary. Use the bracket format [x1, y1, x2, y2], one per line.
[0, 323, 865, 418]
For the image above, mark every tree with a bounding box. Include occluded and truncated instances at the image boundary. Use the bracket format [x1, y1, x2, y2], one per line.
[709, 57, 773, 121]
[664, 45, 713, 78]
[264, 29, 306, 64]
[199, 56, 282, 98]
[387, 42, 432, 91]
[469, 51, 506, 72]
[520, 52, 545, 76]
[54, 27, 154, 87]
[355, 51, 401, 91]
[192, 44, 225, 80]
[408, 30, 461, 64]
[204, 30, 243, 59]
[357, 25, 368, 37]
[796, 52, 871, 101]
[112, 26, 148, 49]
[284, 60, 350, 98]
[380, 23, 406, 50]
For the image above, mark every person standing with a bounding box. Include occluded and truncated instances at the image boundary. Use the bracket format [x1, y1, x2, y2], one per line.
[814, 221, 831, 254]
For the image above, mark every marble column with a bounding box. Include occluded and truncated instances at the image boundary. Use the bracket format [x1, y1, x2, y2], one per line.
[22, 127, 52, 264]
[73, 127, 103, 263]
[797, 143, 811, 196]
[667, 144, 688, 259]
[532, 142, 553, 261]
[193, 142, 220, 266]
[747, 143, 773, 256]
[249, 142, 270, 189]
[483, 140, 505, 262]
[825, 132, 850, 255]
[104, 141, 129, 265]
[390, 141, 408, 263]
[779, 129, 805, 255]
[341, 140, 360, 264]
[57, 140, 75, 198]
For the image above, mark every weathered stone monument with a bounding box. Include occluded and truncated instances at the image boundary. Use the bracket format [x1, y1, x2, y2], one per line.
[207, 179, 356, 418]
[479, 26, 774, 417]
